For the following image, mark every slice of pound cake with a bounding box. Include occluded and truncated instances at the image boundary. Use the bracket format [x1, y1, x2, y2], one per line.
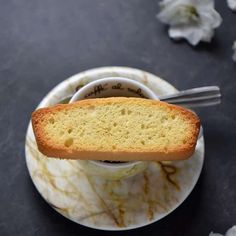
[31, 97, 200, 161]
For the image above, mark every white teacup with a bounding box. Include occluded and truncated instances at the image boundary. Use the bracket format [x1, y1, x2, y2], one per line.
[70, 77, 159, 180]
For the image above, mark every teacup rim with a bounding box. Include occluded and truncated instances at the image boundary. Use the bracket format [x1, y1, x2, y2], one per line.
[70, 76, 159, 102]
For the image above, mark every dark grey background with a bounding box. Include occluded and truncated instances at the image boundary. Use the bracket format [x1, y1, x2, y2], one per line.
[0, 0, 235, 235]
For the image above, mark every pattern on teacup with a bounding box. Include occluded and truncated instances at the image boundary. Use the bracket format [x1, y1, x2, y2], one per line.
[83, 82, 148, 99]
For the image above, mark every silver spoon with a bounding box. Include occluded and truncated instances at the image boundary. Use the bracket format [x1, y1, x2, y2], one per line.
[159, 86, 221, 108]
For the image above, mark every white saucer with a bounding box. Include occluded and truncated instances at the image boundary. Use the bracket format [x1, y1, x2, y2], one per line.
[25, 67, 204, 230]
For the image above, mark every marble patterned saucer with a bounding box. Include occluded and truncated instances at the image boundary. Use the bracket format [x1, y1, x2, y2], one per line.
[25, 67, 204, 231]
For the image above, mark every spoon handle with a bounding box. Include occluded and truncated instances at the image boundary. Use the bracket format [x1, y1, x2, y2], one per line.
[159, 86, 221, 108]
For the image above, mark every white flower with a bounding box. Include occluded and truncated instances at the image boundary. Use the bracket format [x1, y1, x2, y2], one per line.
[209, 226, 236, 236]
[227, 0, 236, 11]
[157, 0, 222, 46]
[225, 225, 236, 236]
[233, 41, 236, 62]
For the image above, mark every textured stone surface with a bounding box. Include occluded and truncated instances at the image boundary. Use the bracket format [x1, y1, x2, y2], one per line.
[0, 0, 235, 235]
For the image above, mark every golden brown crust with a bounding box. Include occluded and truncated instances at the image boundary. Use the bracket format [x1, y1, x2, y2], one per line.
[31, 97, 200, 161]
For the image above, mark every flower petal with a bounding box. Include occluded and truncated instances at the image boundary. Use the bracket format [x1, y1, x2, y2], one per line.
[169, 25, 203, 45]
[199, 8, 222, 28]
[233, 41, 236, 62]
[225, 226, 236, 236]
[195, 0, 215, 8]
[227, 0, 236, 11]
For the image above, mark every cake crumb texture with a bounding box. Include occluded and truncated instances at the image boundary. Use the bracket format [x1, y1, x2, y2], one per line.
[31, 97, 200, 161]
